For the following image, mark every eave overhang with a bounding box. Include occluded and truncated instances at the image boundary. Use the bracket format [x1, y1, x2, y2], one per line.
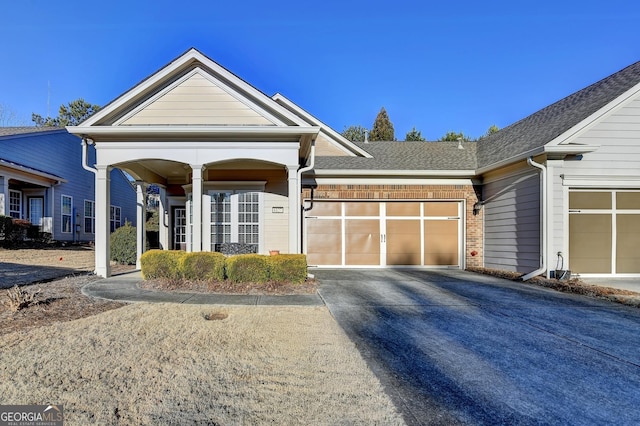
[0, 159, 67, 184]
[312, 169, 477, 178]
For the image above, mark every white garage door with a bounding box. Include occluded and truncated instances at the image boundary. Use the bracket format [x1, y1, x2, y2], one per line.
[305, 201, 462, 267]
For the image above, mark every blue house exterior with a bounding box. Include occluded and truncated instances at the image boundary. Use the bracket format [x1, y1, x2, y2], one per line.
[0, 127, 136, 242]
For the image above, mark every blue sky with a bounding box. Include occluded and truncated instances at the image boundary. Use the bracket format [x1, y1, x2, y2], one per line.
[1, 0, 639, 140]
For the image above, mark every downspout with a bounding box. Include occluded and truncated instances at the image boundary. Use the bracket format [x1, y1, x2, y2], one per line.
[297, 140, 316, 253]
[520, 157, 547, 281]
[81, 137, 97, 176]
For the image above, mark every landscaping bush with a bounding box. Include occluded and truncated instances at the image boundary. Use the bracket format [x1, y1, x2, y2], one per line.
[180, 252, 226, 282]
[140, 250, 183, 280]
[268, 254, 307, 284]
[226, 254, 270, 284]
[110, 221, 137, 265]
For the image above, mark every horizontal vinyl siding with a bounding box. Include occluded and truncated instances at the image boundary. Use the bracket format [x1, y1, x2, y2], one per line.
[483, 170, 541, 272]
[563, 96, 640, 176]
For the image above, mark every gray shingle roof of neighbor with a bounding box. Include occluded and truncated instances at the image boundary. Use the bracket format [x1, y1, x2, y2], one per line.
[476, 61, 640, 169]
[0, 127, 64, 137]
[314, 141, 477, 172]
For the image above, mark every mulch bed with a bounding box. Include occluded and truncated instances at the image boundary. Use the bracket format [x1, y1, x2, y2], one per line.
[467, 266, 640, 307]
[139, 278, 319, 295]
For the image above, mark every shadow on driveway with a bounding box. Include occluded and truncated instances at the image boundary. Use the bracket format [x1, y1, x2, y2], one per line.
[316, 269, 640, 425]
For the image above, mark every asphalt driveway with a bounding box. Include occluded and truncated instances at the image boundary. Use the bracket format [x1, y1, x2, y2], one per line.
[315, 269, 640, 425]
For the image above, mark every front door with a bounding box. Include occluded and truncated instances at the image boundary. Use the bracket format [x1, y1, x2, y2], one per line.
[28, 197, 44, 226]
[173, 207, 186, 250]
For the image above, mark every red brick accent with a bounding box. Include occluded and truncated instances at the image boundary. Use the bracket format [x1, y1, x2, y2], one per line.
[303, 184, 483, 267]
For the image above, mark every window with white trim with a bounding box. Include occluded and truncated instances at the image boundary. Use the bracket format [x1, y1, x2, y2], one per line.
[110, 206, 121, 232]
[9, 190, 21, 219]
[210, 190, 261, 252]
[61, 195, 72, 233]
[84, 200, 95, 234]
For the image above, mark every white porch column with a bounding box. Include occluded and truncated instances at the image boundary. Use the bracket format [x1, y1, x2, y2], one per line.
[157, 186, 169, 250]
[135, 181, 146, 269]
[95, 165, 111, 278]
[191, 165, 203, 252]
[287, 165, 300, 254]
[0, 176, 7, 215]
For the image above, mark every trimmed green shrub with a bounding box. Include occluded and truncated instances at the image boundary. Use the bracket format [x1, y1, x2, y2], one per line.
[110, 221, 137, 265]
[180, 252, 226, 282]
[268, 254, 307, 284]
[226, 254, 270, 284]
[140, 249, 183, 280]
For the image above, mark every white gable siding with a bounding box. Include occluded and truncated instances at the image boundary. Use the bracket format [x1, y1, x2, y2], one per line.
[562, 97, 640, 176]
[483, 168, 541, 272]
[122, 74, 275, 126]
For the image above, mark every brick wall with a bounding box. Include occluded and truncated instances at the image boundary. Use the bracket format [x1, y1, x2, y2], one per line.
[303, 184, 483, 268]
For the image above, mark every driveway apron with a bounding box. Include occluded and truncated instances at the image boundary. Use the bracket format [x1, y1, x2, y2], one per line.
[315, 269, 640, 425]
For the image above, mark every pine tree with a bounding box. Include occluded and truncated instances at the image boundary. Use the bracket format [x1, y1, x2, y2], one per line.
[405, 127, 426, 141]
[369, 107, 395, 141]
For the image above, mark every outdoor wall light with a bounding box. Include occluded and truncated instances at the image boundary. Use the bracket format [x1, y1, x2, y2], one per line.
[473, 201, 484, 215]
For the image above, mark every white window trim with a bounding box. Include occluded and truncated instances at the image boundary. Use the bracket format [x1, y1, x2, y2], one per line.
[110, 205, 122, 232]
[61, 195, 73, 234]
[84, 200, 95, 234]
[9, 189, 22, 219]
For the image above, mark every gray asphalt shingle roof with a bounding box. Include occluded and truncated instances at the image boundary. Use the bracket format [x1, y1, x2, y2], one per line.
[476, 61, 640, 169]
[315, 141, 477, 172]
[0, 127, 63, 137]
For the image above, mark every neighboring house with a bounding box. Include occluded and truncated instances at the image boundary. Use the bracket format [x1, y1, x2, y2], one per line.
[66, 48, 640, 279]
[0, 127, 136, 242]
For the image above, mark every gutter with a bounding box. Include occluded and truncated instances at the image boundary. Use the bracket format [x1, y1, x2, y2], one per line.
[520, 157, 547, 281]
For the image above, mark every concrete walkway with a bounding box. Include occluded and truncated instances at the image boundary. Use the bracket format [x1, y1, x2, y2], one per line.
[82, 271, 324, 306]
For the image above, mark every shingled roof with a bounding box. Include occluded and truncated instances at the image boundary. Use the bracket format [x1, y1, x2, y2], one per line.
[315, 141, 477, 173]
[476, 61, 640, 169]
[0, 127, 63, 137]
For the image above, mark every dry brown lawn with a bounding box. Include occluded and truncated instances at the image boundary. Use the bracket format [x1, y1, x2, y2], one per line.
[0, 248, 405, 425]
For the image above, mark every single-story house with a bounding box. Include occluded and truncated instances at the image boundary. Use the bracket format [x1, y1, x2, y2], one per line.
[66, 48, 640, 279]
[0, 127, 136, 242]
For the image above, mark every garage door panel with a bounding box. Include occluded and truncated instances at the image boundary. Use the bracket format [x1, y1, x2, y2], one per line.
[569, 214, 611, 274]
[386, 220, 421, 265]
[311, 202, 341, 216]
[616, 214, 640, 273]
[387, 202, 420, 216]
[307, 219, 342, 265]
[345, 219, 380, 265]
[424, 220, 458, 266]
[424, 202, 458, 217]
[345, 202, 379, 216]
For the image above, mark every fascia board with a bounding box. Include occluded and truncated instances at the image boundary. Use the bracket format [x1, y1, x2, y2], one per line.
[0, 161, 67, 184]
[545, 81, 640, 147]
[272, 93, 373, 158]
[66, 125, 320, 137]
[475, 146, 545, 175]
[544, 144, 599, 155]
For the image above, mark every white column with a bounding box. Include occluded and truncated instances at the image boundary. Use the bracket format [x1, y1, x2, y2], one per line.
[0, 176, 7, 216]
[135, 181, 146, 269]
[287, 165, 299, 254]
[95, 165, 111, 278]
[191, 165, 203, 252]
[158, 186, 169, 250]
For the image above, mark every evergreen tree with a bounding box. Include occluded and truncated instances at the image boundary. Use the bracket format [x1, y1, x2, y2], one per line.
[369, 107, 395, 141]
[32, 98, 101, 127]
[341, 125, 368, 142]
[405, 127, 426, 141]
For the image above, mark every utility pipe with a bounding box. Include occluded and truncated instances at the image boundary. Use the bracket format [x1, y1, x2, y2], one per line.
[521, 157, 547, 281]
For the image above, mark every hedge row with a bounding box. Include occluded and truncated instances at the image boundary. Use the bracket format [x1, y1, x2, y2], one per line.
[140, 250, 307, 284]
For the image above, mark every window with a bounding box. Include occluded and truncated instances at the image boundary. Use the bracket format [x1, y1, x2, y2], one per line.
[61, 195, 72, 233]
[84, 200, 95, 234]
[9, 190, 21, 219]
[210, 190, 261, 251]
[110, 206, 121, 232]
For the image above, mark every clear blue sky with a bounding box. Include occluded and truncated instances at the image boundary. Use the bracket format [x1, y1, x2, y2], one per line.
[1, 0, 639, 140]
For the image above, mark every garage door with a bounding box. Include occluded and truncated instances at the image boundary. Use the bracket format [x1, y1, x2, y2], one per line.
[569, 190, 640, 274]
[305, 201, 462, 267]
